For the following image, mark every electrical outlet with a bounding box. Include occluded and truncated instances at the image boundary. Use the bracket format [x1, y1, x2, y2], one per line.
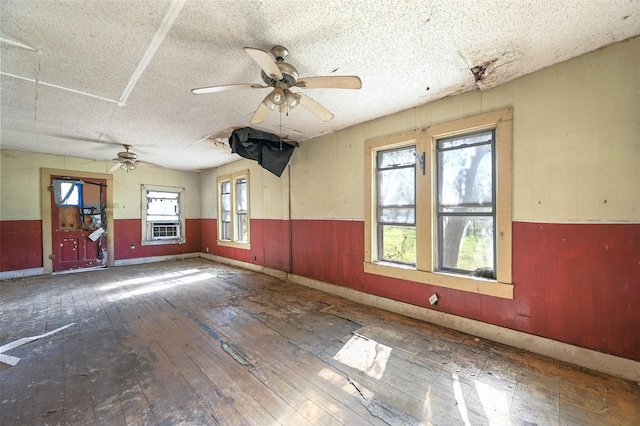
[429, 294, 438, 306]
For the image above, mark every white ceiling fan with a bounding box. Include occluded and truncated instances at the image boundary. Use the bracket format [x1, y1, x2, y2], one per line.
[109, 144, 162, 173]
[191, 46, 362, 124]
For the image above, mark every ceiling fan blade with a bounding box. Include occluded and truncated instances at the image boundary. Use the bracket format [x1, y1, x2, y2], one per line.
[136, 161, 160, 174]
[296, 76, 362, 89]
[109, 161, 123, 172]
[191, 83, 266, 95]
[244, 47, 283, 80]
[137, 160, 163, 169]
[250, 102, 272, 124]
[298, 93, 334, 122]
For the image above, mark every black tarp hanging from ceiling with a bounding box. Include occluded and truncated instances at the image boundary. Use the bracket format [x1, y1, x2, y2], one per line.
[229, 127, 298, 177]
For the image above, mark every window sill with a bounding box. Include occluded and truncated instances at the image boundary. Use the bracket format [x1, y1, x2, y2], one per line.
[363, 261, 513, 299]
[141, 238, 184, 246]
[217, 240, 251, 250]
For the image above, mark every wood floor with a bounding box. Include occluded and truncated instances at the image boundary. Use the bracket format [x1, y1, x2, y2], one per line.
[1, 259, 638, 425]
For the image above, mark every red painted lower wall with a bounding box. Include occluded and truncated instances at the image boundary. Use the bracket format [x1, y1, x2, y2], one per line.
[218, 219, 640, 361]
[3, 217, 637, 361]
[0, 220, 43, 271]
[201, 218, 290, 272]
[114, 218, 201, 260]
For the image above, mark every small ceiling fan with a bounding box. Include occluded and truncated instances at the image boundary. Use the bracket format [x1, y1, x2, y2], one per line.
[191, 46, 362, 124]
[109, 145, 162, 173]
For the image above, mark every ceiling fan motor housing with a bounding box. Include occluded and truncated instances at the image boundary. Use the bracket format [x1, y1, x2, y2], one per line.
[261, 61, 299, 86]
[118, 151, 137, 160]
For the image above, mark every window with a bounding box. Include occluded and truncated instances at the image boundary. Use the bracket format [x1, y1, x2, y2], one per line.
[217, 170, 251, 249]
[376, 146, 416, 264]
[437, 130, 495, 276]
[141, 185, 185, 245]
[364, 108, 513, 299]
[220, 181, 231, 240]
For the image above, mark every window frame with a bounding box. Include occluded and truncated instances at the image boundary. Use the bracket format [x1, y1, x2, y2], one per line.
[217, 170, 251, 250]
[140, 184, 186, 246]
[364, 108, 513, 299]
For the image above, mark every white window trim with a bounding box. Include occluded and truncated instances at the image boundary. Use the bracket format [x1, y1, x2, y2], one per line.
[140, 185, 186, 246]
[217, 170, 251, 250]
[364, 108, 513, 299]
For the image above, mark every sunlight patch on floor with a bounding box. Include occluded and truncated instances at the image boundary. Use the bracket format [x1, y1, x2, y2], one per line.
[333, 334, 391, 380]
[99, 268, 201, 290]
[107, 272, 214, 301]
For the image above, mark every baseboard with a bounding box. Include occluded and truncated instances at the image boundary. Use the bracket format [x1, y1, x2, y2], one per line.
[1, 253, 201, 280]
[201, 253, 287, 280]
[113, 252, 199, 267]
[208, 254, 640, 383]
[0, 267, 44, 281]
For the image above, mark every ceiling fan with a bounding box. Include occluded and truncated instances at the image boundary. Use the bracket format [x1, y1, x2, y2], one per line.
[191, 46, 362, 124]
[109, 145, 162, 173]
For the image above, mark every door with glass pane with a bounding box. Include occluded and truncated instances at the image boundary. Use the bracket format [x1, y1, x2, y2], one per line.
[51, 176, 108, 271]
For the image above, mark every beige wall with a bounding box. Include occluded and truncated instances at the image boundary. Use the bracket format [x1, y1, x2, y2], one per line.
[3, 38, 637, 225]
[286, 37, 639, 222]
[207, 158, 290, 220]
[0, 150, 200, 220]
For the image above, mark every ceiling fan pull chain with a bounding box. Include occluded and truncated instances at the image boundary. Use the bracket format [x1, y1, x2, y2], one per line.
[34, 52, 41, 121]
[279, 108, 283, 150]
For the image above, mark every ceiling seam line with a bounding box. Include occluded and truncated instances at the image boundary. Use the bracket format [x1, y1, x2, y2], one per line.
[116, 0, 187, 107]
[0, 72, 120, 104]
[0, 36, 38, 52]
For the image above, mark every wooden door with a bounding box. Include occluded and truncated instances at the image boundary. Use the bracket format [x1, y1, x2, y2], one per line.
[51, 177, 108, 271]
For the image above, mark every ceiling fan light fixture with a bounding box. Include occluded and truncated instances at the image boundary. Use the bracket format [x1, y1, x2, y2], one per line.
[270, 88, 285, 105]
[284, 90, 301, 109]
[262, 97, 276, 111]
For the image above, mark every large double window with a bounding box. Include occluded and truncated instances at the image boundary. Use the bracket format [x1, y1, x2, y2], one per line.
[217, 170, 250, 249]
[365, 109, 513, 298]
[141, 185, 185, 245]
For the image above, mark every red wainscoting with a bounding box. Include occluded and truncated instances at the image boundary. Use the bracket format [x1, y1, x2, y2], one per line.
[284, 220, 638, 361]
[114, 219, 201, 260]
[200, 218, 217, 256]
[202, 219, 291, 272]
[0, 220, 43, 271]
[3, 217, 637, 360]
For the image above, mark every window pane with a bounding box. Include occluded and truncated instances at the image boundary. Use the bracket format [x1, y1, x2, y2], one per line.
[439, 216, 494, 274]
[438, 130, 493, 149]
[378, 146, 416, 168]
[438, 143, 493, 209]
[147, 191, 179, 199]
[379, 225, 416, 264]
[54, 180, 82, 206]
[378, 207, 415, 224]
[236, 213, 248, 242]
[236, 178, 247, 212]
[221, 221, 231, 240]
[221, 193, 231, 213]
[147, 191, 179, 220]
[377, 167, 415, 224]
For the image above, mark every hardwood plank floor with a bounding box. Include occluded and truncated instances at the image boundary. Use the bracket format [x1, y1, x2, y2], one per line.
[1, 258, 638, 425]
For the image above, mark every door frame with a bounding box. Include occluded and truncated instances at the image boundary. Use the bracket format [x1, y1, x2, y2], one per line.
[41, 168, 114, 274]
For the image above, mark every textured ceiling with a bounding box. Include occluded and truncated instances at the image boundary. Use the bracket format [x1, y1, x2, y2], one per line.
[1, 0, 638, 172]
